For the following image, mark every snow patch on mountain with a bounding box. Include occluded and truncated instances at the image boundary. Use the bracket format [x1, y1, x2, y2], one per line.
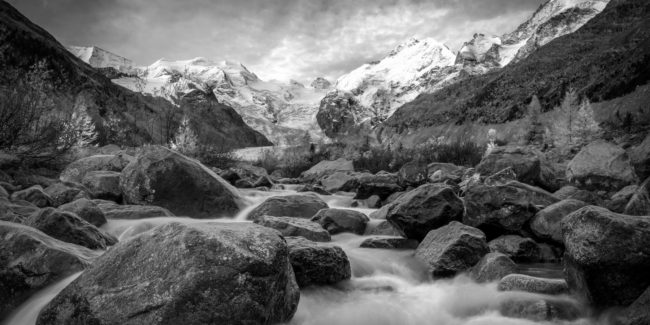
[67, 46, 135, 74]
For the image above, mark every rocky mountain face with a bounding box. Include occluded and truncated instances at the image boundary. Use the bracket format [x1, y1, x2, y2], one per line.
[103, 58, 331, 146]
[319, 0, 610, 139]
[0, 1, 270, 149]
[378, 0, 650, 146]
[67, 46, 135, 74]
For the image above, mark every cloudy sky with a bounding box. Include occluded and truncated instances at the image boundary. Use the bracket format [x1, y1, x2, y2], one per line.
[9, 0, 543, 83]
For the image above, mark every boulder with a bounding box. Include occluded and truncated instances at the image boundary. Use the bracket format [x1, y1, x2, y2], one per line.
[427, 162, 466, 184]
[468, 252, 517, 283]
[530, 199, 589, 244]
[60, 153, 133, 183]
[253, 175, 274, 188]
[627, 132, 650, 180]
[82, 170, 122, 201]
[310, 208, 369, 235]
[385, 184, 464, 241]
[296, 184, 331, 195]
[566, 140, 638, 191]
[624, 177, 650, 216]
[10, 185, 51, 207]
[499, 297, 581, 322]
[247, 195, 328, 221]
[617, 286, 650, 325]
[553, 185, 601, 205]
[498, 274, 569, 295]
[414, 221, 489, 278]
[43, 182, 88, 207]
[37, 222, 299, 325]
[234, 179, 254, 188]
[0, 221, 96, 319]
[58, 198, 107, 227]
[562, 206, 650, 307]
[120, 146, 243, 218]
[94, 200, 174, 219]
[398, 160, 428, 187]
[483, 167, 518, 186]
[363, 220, 401, 236]
[286, 237, 351, 287]
[24, 208, 117, 249]
[300, 158, 354, 182]
[354, 172, 402, 201]
[608, 185, 639, 213]
[476, 146, 554, 190]
[320, 171, 359, 193]
[254, 215, 331, 242]
[488, 235, 541, 263]
[0, 197, 39, 223]
[360, 236, 418, 249]
[463, 181, 559, 238]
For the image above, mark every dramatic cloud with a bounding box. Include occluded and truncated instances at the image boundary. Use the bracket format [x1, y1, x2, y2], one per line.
[8, 0, 543, 83]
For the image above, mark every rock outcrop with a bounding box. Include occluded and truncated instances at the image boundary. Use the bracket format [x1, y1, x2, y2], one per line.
[566, 140, 638, 191]
[247, 195, 328, 221]
[310, 208, 369, 235]
[286, 237, 351, 287]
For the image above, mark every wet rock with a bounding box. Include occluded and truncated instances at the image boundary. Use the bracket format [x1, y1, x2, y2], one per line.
[427, 162, 466, 184]
[300, 158, 354, 182]
[415, 221, 489, 278]
[616, 286, 650, 325]
[468, 252, 517, 283]
[254, 215, 331, 242]
[43, 182, 88, 207]
[384, 191, 405, 205]
[37, 222, 299, 325]
[11, 185, 52, 208]
[296, 184, 331, 195]
[567, 140, 638, 191]
[60, 153, 133, 183]
[234, 178, 254, 188]
[253, 175, 274, 188]
[476, 146, 553, 189]
[247, 194, 328, 221]
[498, 274, 569, 295]
[58, 198, 107, 227]
[562, 206, 650, 307]
[320, 171, 360, 193]
[24, 208, 117, 249]
[360, 236, 418, 249]
[93, 200, 174, 219]
[530, 199, 589, 245]
[286, 236, 351, 287]
[363, 220, 401, 236]
[386, 184, 464, 241]
[120, 146, 242, 218]
[398, 160, 428, 187]
[0, 221, 96, 319]
[608, 184, 639, 213]
[354, 172, 402, 201]
[311, 208, 369, 235]
[81, 170, 121, 201]
[624, 177, 650, 216]
[553, 185, 601, 205]
[488, 235, 541, 263]
[463, 181, 559, 238]
[499, 297, 581, 322]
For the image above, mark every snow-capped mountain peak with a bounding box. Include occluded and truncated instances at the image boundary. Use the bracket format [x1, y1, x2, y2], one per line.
[67, 45, 135, 73]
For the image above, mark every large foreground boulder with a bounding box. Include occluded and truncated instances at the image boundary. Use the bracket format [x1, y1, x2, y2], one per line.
[415, 221, 489, 278]
[60, 153, 133, 183]
[24, 208, 117, 249]
[310, 208, 369, 235]
[566, 140, 638, 191]
[286, 237, 351, 287]
[0, 221, 96, 319]
[562, 206, 650, 307]
[386, 184, 464, 241]
[463, 181, 559, 238]
[37, 222, 300, 325]
[530, 199, 589, 244]
[247, 195, 328, 221]
[120, 146, 243, 218]
[254, 215, 331, 242]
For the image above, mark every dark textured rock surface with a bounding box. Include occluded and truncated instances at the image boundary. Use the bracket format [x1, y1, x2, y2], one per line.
[468, 252, 517, 283]
[286, 237, 351, 287]
[94, 199, 174, 219]
[530, 199, 589, 244]
[360, 236, 418, 249]
[247, 195, 328, 221]
[624, 177, 650, 216]
[10, 185, 51, 208]
[24, 208, 117, 249]
[567, 140, 638, 191]
[311, 208, 369, 235]
[498, 274, 568, 295]
[254, 215, 331, 242]
[59, 198, 107, 227]
[488, 235, 541, 262]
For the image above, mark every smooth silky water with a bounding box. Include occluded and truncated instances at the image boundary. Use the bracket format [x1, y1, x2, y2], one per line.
[6, 187, 610, 325]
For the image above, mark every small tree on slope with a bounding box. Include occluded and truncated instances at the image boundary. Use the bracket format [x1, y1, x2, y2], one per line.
[170, 115, 198, 155]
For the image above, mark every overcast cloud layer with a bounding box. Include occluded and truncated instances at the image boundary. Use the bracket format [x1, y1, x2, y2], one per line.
[9, 0, 543, 83]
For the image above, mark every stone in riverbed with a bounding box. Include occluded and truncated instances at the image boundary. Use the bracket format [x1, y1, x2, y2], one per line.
[43, 182, 88, 207]
[498, 274, 569, 295]
[247, 194, 328, 221]
[120, 146, 243, 218]
[566, 140, 638, 191]
[360, 236, 418, 249]
[320, 171, 360, 193]
[488, 235, 541, 263]
[468, 252, 517, 283]
[60, 153, 133, 183]
[415, 221, 489, 278]
[254, 215, 331, 242]
[37, 222, 300, 325]
[386, 183, 464, 241]
[93, 199, 174, 219]
[10, 185, 51, 207]
[363, 220, 401, 236]
[310, 208, 369, 235]
[300, 158, 354, 183]
[82, 170, 122, 201]
[499, 297, 582, 322]
[58, 198, 107, 227]
[286, 236, 351, 288]
[24, 208, 117, 250]
[562, 206, 650, 307]
[530, 199, 589, 245]
[607, 184, 639, 213]
[0, 221, 97, 319]
[354, 172, 402, 201]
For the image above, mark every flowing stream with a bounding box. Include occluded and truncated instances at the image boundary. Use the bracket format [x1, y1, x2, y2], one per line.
[7, 187, 608, 325]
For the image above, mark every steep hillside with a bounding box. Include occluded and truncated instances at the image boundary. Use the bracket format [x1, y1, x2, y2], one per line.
[0, 1, 270, 149]
[380, 0, 650, 141]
